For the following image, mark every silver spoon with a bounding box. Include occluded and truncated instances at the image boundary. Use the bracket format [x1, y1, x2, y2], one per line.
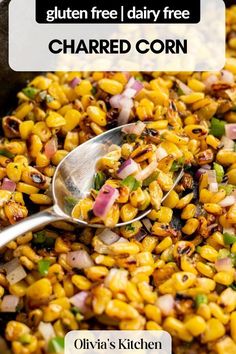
[0, 123, 184, 247]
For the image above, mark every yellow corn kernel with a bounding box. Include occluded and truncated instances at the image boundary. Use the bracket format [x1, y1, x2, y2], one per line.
[106, 299, 139, 319]
[125, 282, 142, 302]
[43, 303, 62, 322]
[4, 201, 28, 224]
[19, 120, 34, 140]
[155, 237, 172, 254]
[120, 203, 138, 222]
[196, 262, 214, 278]
[146, 321, 162, 330]
[203, 203, 222, 215]
[32, 122, 52, 142]
[64, 132, 79, 152]
[184, 125, 208, 140]
[176, 193, 194, 209]
[98, 79, 123, 95]
[109, 241, 139, 255]
[185, 315, 206, 336]
[155, 207, 173, 223]
[202, 318, 225, 343]
[138, 282, 157, 304]
[51, 150, 68, 165]
[52, 282, 65, 298]
[217, 150, 236, 166]
[29, 193, 52, 205]
[26, 279, 52, 300]
[92, 285, 112, 315]
[162, 190, 179, 208]
[16, 182, 39, 195]
[14, 102, 33, 120]
[75, 80, 92, 96]
[72, 274, 92, 290]
[182, 218, 199, 235]
[209, 302, 230, 324]
[46, 112, 66, 128]
[180, 92, 205, 104]
[163, 317, 193, 342]
[30, 75, 52, 89]
[227, 169, 236, 185]
[200, 245, 218, 262]
[214, 271, 234, 286]
[188, 78, 205, 92]
[197, 303, 211, 320]
[227, 204, 236, 223]
[35, 153, 50, 168]
[181, 204, 196, 220]
[50, 297, 70, 310]
[28, 134, 43, 157]
[215, 336, 236, 354]
[206, 134, 221, 149]
[172, 272, 196, 291]
[5, 321, 30, 341]
[9, 281, 28, 297]
[144, 304, 161, 324]
[84, 266, 108, 281]
[136, 99, 154, 120]
[87, 106, 107, 127]
[61, 109, 81, 134]
[0, 190, 12, 207]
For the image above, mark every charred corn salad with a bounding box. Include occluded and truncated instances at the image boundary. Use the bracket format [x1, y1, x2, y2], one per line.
[71, 121, 184, 227]
[0, 5, 236, 354]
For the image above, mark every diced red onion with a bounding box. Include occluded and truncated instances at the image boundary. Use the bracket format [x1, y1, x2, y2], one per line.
[225, 124, 236, 140]
[38, 322, 55, 343]
[44, 136, 58, 159]
[221, 70, 234, 85]
[1, 295, 19, 312]
[122, 88, 137, 99]
[126, 77, 144, 94]
[1, 178, 16, 192]
[136, 160, 158, 181]
[204, 75, 218, 91]
[110, 94, 123, 109]
[176, 79, 193, 95]
[215, 257, 232, 272]
[117, 159, 139, 179]
[98, 229, 120, 245]
[201, 164, 211, 170]
[69, 77, 81, 88]
[142, 218, 152, 232]
[221, 136, 235, 151]
[1, 258, 27, 285]
[117, 97, 134, 126]
[156, 146, 168, 161]
[219, 195, 236, 207]
[207, 170, 218, 192]
[122, 121, 146, 136]
[195, 167, 210, 179]
[93, 185, 119, 219]
[115, 237, 129, 243]
[156, 294, 175, 316]
[66, 250, 94, 269]
[69, 291, 90, 314]
[134, 231, 147, 242]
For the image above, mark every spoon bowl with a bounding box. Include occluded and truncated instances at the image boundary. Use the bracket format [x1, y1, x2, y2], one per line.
[0, 123, 184, 247]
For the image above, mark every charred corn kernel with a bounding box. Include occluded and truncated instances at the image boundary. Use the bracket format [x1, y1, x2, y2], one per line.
[209, 302, 229, 324]
[71, 275, 92, 290]
[19, 256, 34, 270]
[202, 318, 225, 343]
[46, 112, 66, 128]
[163, 317, 193, 342]
[87, 106, 107, 127]
[138, 282, 157, 304]
[72, 198, 93, 220]
[181, 204, 196, 219]
[144, 304, 161, 324]
[120, 203, 138, 222]
[9, 281, 28, 297]
[61, 109, 81, 134]
[203, 203, 222, 215]
[5, 321, 30, 341]
[94, 254, 115, 267]
[182, 218, 199, 235]
[130, 187, 146, 208]
[215, 336, 236, 354]
[4, 202, 28, 224]
[51, 150, 68, 165]
[155, 237, 172, 253]
[54, 237, 70, 253]
[172, 272, 196, 291]
[136, 99, 154, 120]
[227, 204, 236, 223]
[29, 194, 52, 205]
[125, 282, 142, 302]
[43, 303, 62, 322]
[185, 316, 206, 336]
[196, 262, 214, 278]
[200, 245, 218, 262]
[181, 255, 198, 274]
[163, 190, 179, 208]
[106, 299, 139, 319]
[152, 222, 172, 237]
[98, 79, 123, 95]
[26, 279, 52, 300]
[176, 193, 194, 209]
[120, 221, 142, 238]
[148, 181, 163, 210]
[19, 121, 34, 140]
[16, 183, 39, 195]
[32, 122, 52, 142]
[180, 92, 205, 104]
[214, 271, 234, 286]
[28, 134, 43, 157]
[188, 78, 205, 92]
[206, 134, 221, 149]
[6, 163, 22, 182]
[136, 252, 154, 266]
[0, 190, 12, 207]
[84, 266, 108, 281]
[92, 286, 112, 315]
[142, 236, 158, 252]
[64, 131, 79, 152]
[184, 125, 208, 140]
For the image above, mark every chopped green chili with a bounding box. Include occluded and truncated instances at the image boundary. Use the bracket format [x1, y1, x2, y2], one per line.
[48, 337, 64, 353]
[121, 176, 140, 191]
[22, 87, 39, 100]
[195, 294, 208, 308]
[143, 171, 159, 187]
[0, 149, 15, 158]
[223, 232, 236, 245]
[210, 117, 226, 137]
[219, 184, 235, 196]
[38, 259, 50, 276]
[93, 171, 106, 190]
[213, 163, 224, 183]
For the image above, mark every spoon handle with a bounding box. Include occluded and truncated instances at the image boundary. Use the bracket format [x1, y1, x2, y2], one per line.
[0, 207, 63, 248]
